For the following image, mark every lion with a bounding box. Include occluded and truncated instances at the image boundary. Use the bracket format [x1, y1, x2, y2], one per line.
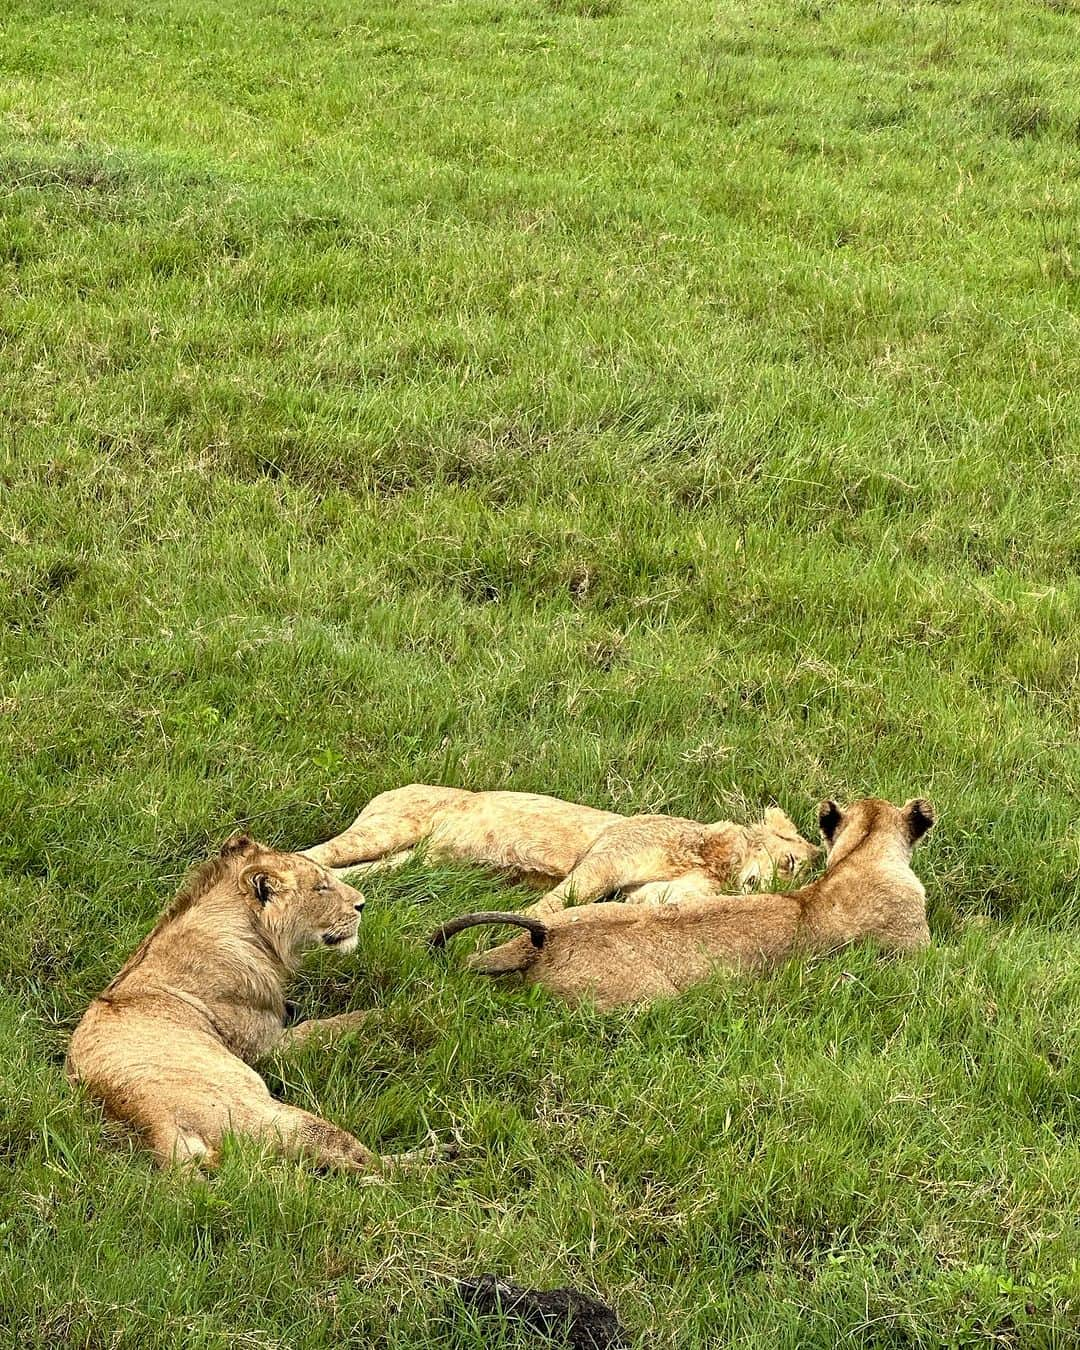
[67, 834, 437, 1175]
[523, 805, 820, 919]
[302, 785, 819, 914]
[429, 797, 934, 1010]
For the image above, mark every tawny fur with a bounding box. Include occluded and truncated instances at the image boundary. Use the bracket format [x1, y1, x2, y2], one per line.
[525, 806, 819, 919]
[67, 835, 420, 1175]
[303, 786, 819, 915]
[430, 798, 934, 1010]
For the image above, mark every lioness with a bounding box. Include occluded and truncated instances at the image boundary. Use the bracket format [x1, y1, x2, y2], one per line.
[524, 806, 819, 919]
[302, 785, 818, 914]
[429, 797, 934, 1010]
[68, 834, 428, 1174]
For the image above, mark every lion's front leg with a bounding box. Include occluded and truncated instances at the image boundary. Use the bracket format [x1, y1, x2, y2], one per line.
[524, 823, 684, 918]
[524, 852, 625, 918]
[262, 1107, 454, 1178]
[260, 1104, 380, 1173]
[376, 1140, 458, 1172]
[274, 1010, 378, 1053]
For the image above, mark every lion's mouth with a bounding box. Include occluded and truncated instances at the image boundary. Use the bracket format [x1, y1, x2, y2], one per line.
[322, 932, 359, 953]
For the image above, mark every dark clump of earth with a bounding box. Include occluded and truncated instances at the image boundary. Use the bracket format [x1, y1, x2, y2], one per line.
[455, 1274, 630, 1349]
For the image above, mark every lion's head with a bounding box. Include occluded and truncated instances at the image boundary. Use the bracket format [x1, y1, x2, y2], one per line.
[818, 797, 934, 864]
[221, 834, 366, 959]
[737, 807, 822, 890]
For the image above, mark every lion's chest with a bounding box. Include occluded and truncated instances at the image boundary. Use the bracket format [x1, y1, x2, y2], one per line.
[216, 1006, 287, 1064]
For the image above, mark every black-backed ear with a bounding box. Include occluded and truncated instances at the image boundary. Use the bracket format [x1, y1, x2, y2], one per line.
[240, 864, 277, 906]
[221, 832, 257, 857]
[903, 799, 935, 843]
[818, 800, 843, 843]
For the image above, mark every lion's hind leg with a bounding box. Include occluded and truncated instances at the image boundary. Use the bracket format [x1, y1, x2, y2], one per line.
[147, 1121, 218, 1174]
[302, 785, 468, 869]
[329, 849, 415, 879]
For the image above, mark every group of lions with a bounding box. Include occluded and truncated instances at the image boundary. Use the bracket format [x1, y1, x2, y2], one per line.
[68, 784, 934, 1175]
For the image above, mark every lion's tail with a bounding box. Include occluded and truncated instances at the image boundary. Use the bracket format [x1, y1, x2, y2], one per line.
[428, 911, 547, 975]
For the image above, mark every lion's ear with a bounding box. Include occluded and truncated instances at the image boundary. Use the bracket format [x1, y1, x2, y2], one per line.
[902, 799, 935, 844]
[240, 864, 277, 906]
[764, 806, 797, 834]
[818, 800, 843, 843]
[221, 833, 258, 858]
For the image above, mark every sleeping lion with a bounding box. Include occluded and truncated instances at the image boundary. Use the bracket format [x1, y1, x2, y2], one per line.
[429, 797, 934, 1010]
[302, 785, 819, 915]
[68, 835, 437, 1174]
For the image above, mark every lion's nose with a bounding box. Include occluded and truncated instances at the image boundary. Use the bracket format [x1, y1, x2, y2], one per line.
[354, 902, 364, 913]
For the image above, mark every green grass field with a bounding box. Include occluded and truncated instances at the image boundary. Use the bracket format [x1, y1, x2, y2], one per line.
[2, 0, 1079, 1343]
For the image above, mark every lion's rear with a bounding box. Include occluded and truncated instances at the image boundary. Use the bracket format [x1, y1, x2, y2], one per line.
[68, 998, 274, 1165]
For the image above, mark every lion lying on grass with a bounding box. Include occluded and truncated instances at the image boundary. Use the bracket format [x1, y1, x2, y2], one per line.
[68, 835, 434, 1175]
[303, 785, 819, 916]
[429, 797, 933, 1010]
